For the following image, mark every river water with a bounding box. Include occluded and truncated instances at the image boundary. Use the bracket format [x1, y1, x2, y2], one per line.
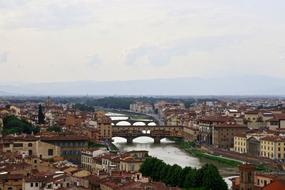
[113, 136, 239, 178]
[110, 112, 238, 188]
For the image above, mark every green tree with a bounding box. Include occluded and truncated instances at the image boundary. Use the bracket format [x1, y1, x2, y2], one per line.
[3, 115, 39, 135]
[166, 164, 182, 186]
[184, 168, 199, 188]
[47, 125, 62, 132]
[38, 104, 45, 124]
[200, 164, 228, 190]
[177, 167, 192, 187]
[160, 164, 171, 184]
[139, 157, 227, 190]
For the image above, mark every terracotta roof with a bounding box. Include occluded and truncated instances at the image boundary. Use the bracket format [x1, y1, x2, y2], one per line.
[263, 179, 285, 190]
[198, 116, 235, 123]
[41, 135, 88, 141]
[245, 110, 260, 115]
[261, 136, 285, 142]
[214, 124, 247, 128]
[235, 134, 247, 138]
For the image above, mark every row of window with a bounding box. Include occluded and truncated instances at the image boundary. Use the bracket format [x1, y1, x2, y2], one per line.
[30, 182, 39, 187]
[54, 142, 87, 147]
[62, 150, 81, 155]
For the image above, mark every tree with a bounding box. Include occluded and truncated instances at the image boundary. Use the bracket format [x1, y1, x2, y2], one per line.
[38, 104, 45, 124]
[200, 164, 228, 190]
[166, 164, 182, 186]
[3, 115, 39, 135]
[180, 167, 194, 188]
[47, 126, 62, 132]
[139, 157, 227, 190]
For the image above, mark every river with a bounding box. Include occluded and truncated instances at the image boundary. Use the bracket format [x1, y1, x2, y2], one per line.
[113, 136, 239, 177]
[109, 111, 239, 188]
[113, 136, 239, 188]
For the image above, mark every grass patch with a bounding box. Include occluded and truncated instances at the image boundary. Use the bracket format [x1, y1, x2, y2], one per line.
[88, 141, 106, 148]
[109, 143, 119, 152]
[256, 164, 272, 172]
[175, 140, 241, 167]
[192, 149, 242, 167]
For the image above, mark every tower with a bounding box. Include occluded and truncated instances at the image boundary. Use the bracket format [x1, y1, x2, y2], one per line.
[46, 96, 52, 109]
[239, 163, 255, 190]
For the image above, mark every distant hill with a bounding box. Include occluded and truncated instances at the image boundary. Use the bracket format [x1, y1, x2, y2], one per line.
[0, 76, 285, 96]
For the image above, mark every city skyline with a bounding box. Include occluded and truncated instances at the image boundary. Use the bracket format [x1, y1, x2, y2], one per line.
[0, 0, 285, 84]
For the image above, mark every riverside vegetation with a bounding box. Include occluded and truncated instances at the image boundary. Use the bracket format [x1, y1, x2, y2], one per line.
[140, 157, 228, 190]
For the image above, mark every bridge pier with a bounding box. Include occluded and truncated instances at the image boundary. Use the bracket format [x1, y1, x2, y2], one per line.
[127, 137, 133, 144]
[154, 137, 161, 144]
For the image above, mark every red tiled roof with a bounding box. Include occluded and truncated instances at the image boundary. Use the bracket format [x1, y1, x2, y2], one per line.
[214, 124, 247, 128]
[263, 179, 285, 190]
[261, 136, 285, 142]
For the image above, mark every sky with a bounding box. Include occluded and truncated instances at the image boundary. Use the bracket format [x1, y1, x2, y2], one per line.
[0, 0, 285, 83]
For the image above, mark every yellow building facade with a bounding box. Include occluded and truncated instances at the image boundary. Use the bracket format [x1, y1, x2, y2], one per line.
[260, 136, 285, 160]
[234, 135, 247, 153]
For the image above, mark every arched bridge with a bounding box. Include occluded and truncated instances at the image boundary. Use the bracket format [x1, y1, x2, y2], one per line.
[112, 119, 158, 126]
[112, 125, 183, 143]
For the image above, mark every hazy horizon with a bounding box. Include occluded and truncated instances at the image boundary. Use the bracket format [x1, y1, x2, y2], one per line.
[1, 75, 285, 96]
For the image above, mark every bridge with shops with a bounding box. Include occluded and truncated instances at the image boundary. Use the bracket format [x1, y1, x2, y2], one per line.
[112, 125, 183, 143]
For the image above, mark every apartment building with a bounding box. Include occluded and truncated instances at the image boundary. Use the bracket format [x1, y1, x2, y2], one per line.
[260, 136, 285, 160]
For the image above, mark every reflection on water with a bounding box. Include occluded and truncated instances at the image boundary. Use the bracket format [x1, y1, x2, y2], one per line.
[113, 136, 239, 177]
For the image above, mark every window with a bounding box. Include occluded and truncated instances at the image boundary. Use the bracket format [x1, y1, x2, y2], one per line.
[28, 143, 33, 147]
[35, 183, 38, 187]
[4, 143, 10, 147]
[30, 183, 34, 187]
[13, 143, 23, 147]
[48, 149, 53, 156]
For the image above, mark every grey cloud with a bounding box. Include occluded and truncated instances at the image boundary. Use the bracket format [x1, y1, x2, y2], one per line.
[125, 36, 242, 66]
[1, 0, 97, 29]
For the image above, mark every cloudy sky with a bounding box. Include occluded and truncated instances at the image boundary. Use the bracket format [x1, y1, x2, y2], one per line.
[0, 0, 285, 83]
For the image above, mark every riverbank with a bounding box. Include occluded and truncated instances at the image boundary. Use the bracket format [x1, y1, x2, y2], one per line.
[175, 140, 242, 167]
[174, 140, 274, 172]
[88, 141, 119, 152]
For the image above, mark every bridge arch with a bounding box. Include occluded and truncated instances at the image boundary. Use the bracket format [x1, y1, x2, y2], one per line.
[112, 136, 128, 143]
[133, 121, 146, 126]
[115, 121, 131, 126]
[147, 122, 157, 126]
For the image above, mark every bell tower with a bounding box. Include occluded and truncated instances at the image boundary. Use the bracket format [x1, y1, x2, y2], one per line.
[239, 163, 255, 190]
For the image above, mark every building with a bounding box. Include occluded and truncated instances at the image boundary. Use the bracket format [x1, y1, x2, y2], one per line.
[212, 124, 248, 149]
[260, 136, 285, 160]
[234, 134, 247, 154]
[65, 113, 84, 128]
[197, 116, 236, 145]
[0, 174, 23, 190]
[225, 109, 241, 117]
[239, 164, 255, 190]
[130, 102, 154, 114]
[233, 130, 277, 156]
[94, 112, 112, 142]
[231, 163, 283, 190]
[41, 135, 88, 164]
[266, 114, 285, 130]
[119, 157, 143, 173]
[245, 110, 267, 129]
[2, 136, 61, 159]
[81, 149, 108, 172]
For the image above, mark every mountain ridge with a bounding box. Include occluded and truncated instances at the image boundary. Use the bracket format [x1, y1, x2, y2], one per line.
[0, 76, 285, 96]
